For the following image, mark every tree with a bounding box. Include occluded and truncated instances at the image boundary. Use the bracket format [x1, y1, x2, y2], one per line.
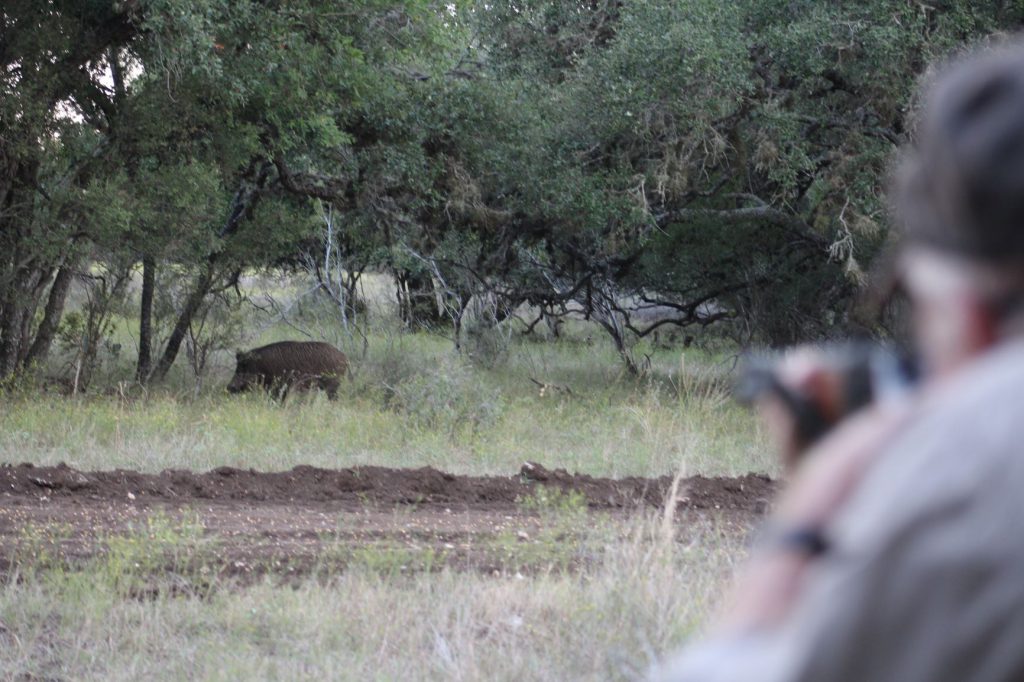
[4, 0, 1023, 385]
[1, 0, 451, 384]
[420, 0, 1024, 352]
[0, 1, 139, 379]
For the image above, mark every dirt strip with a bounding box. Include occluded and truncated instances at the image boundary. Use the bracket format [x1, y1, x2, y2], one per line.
[0, 462, 776, 578]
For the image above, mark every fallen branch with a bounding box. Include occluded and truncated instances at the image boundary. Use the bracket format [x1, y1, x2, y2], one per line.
[530, 377, 574, 398]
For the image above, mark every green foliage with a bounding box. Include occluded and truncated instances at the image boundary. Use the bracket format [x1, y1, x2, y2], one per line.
[4, 0, 1024, 383]
[55, 311, 89, 355]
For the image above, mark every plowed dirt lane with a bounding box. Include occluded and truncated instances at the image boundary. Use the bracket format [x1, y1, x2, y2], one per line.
[0, 462, 775, 577]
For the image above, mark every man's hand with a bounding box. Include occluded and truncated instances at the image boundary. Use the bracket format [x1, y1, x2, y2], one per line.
[755, 348, 855, 470]
[713, 402, 916, 634]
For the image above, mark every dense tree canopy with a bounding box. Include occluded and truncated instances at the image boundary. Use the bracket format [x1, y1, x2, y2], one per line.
[2, 0, 1022, 382]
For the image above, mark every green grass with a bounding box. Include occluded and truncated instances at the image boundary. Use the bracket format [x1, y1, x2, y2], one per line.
[2, 332, 772, 478]
[22, 269, 772, 476]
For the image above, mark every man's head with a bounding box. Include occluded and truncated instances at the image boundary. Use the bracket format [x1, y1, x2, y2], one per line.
[895, 43, 1024, 375]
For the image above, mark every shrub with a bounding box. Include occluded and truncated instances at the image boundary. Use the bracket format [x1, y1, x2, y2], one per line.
[386, 355, 504, 434]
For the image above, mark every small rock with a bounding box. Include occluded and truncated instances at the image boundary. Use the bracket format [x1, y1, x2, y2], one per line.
[65, 472, 90, 491]
[520, 461, 549, 482]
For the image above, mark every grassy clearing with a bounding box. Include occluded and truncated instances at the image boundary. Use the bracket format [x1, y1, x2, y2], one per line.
[1, 333, 772, 478]
[1, 275, 772, 681]
[7, 270, 772, 476]
[0, 508, 746, 682]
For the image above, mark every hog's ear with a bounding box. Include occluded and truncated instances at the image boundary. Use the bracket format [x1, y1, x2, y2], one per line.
[235, 349, 245, 361]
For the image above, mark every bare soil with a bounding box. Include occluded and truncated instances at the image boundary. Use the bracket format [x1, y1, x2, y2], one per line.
[0, 461, 775, 578]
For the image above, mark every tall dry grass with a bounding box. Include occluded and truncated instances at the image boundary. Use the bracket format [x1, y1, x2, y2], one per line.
[0, 507, 750, 681]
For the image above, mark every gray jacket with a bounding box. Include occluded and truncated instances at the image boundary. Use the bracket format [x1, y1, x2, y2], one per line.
[657, 340, 1024, 682]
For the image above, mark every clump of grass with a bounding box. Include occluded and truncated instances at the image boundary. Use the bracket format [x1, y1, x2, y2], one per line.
[518, 485, 588, 519]
[385, 354, 505, 435]
[10, 512, 213, 595]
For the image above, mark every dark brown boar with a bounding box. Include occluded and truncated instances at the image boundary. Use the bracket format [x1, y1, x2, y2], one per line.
[227, 341, 348, 400]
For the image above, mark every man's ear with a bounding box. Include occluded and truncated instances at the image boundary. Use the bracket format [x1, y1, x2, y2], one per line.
[966, 296, 1000, 352]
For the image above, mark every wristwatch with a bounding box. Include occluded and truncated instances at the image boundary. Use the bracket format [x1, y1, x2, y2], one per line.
[756, 523, 831, 558]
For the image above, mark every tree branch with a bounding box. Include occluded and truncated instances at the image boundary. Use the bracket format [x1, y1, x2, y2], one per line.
[273, 156, 353, 201]
[656, 205, 829, 248]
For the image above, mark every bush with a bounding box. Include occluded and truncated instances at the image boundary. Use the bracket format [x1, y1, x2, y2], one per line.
[385, 354, 504, 435]
[461, 321, 511, 369]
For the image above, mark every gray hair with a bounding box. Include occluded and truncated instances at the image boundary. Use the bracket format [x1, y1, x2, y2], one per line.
[895, 42, 1024, 263]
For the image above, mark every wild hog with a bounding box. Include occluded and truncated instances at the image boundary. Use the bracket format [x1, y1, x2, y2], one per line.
[227, 341, 348, 401]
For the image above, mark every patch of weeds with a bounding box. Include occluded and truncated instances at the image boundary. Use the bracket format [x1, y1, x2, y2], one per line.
[97, 510, 212, 596]
[462, 319, 512, 369]
[12, 523, 75, 576]
[348, 544, 445, 577]
[7, 512, 218, 609]
[386, 355, 504, 435]
[518, 486, 588, 522]
[492, 487, 603, 574]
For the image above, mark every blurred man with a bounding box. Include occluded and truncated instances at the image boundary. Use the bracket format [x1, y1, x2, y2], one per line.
[657, 43, 1024, 682]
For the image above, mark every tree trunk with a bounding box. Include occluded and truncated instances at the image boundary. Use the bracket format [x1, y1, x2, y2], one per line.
[0, 158, 46, 381]
[136, 255, 156, 383]
[598, 317, 639, 376]
[149, 267, 215, 383]
[148, 158, 272, 383]
[22, 264, 75, 368]
[0, 294, 22, 380]
[17, 268, 55, 365]
[396, 270, 446, 328]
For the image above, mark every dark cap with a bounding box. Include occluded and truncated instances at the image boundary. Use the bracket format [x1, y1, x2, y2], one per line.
[895, 44, 1024, 262]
